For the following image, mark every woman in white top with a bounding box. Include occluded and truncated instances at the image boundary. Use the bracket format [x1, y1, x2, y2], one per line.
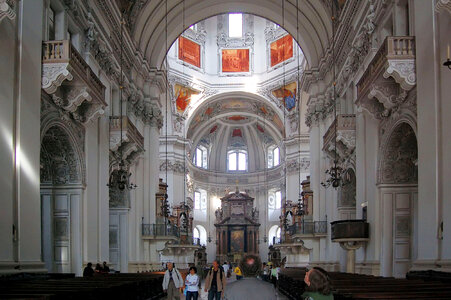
[185, 266, 200, 300]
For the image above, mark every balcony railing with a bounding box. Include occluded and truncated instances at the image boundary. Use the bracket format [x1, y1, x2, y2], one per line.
[142, 224, 180, 238]
[42, 40, 105, 104]
[357, 36, 415, 97]
[288, 221, 328, 235]
[323, 114, 356, 150]
[110, 116, 145, 150]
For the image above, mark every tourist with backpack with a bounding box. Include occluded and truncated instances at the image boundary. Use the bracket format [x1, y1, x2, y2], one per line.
[204, 260, 227, 300]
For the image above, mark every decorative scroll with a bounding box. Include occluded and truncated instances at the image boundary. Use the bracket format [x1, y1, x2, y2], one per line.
[270, 35, 293, 67]
[178, 36, 201, 68]
[222, 49, 249, 72]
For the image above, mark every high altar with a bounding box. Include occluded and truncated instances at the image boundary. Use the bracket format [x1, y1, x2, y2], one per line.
[214, 188, 260, 263]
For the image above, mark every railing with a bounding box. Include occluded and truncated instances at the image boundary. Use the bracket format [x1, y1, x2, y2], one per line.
[42, 40, 105, 105]
[110, 116, 145, 149]
[323, 114, 356, 148]
[142, 223, 180, 238]
[357, 36, 415, 96]
[288, 221, 328, 235]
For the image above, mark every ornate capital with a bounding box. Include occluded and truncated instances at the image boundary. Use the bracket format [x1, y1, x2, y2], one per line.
[0, 0, 15, 23]
[143, 102, 163, 128]
[436, 0, 451, 15]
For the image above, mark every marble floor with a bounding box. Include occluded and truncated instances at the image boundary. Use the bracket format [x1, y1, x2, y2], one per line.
[179, 276, 288, 300]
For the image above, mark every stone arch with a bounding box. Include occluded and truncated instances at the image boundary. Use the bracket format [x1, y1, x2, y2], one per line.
[132, 0, 331, 69]
[377, 120, 418, 278]
[40, 113, 85, 186]
[40, 109, 85, 275]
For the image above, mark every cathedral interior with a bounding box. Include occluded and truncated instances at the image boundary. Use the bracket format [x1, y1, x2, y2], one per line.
[0, 0, 451, 298]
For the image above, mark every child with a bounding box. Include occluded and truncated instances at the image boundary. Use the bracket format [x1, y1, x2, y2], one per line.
[185, 266, 200, 300]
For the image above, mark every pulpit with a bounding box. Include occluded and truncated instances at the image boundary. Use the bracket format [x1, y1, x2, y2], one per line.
[214, 188, 260, 264]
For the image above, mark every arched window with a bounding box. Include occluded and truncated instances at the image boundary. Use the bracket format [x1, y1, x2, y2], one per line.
[194, 145, 208, 169]
[268, 190, 282, 210]
[193, 227, 200, 239]
[227, 150, 247, 171]
[194, 189, 207, 210]
[228, 13, 243, 38]
[267, 145, 280, 168]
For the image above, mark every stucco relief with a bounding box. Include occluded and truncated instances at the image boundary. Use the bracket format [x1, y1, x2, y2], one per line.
[42, 63, 74, 94]
[379, 123, 417, 184]
[40, 125, 82, 185]
[384, 60, 416, 91]
[0, 0, 16, 23]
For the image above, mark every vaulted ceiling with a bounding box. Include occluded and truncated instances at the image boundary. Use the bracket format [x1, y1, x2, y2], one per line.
[127, 0, 332, 69]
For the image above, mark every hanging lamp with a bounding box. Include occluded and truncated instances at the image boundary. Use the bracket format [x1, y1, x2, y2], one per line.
[321, 1, 343, 189]
[108, 12, 137, 191]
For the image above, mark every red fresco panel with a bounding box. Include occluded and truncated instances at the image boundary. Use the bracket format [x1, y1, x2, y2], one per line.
[270, 35, 293, 67]
[222, 49, 250, 72]
[179, 36, 201, 68]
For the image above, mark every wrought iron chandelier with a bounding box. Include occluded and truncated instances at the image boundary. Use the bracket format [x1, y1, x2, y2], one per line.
[321, 2, 343, 189]
[108, 12, 137, 191]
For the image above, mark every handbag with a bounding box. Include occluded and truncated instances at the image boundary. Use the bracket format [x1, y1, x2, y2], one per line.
[183, 288, 187, 296]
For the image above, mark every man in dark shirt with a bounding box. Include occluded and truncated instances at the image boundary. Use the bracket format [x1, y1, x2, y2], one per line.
[204, 260, 226, 300]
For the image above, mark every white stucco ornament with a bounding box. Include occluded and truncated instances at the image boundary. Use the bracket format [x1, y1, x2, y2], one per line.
[42, 63, 74, 94]
[384, 60, 416, 91]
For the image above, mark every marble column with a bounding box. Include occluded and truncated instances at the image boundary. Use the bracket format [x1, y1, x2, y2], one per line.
[0, 0, 46, 273]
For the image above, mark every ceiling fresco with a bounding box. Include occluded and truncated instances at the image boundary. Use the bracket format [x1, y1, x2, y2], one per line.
[272, 81, 297, 111]
[187, 98, 284, 139]
[174, 84, 199, 114]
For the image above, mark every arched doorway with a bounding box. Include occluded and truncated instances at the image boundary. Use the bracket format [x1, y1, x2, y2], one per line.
[40, 125, 84, 274]
[378, 122, 418, 278]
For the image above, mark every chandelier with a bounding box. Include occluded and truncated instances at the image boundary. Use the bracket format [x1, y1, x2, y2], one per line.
[321, 3, 343, 189]
[108, 13, 137, 191]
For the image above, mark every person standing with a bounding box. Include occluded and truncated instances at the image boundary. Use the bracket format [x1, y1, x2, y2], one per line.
[204, 260, 227, 300]
[222, 261, 230, 277]
[162, 262, 183, 300]
[185, 266, 200, 300]
[270, 264, 279, 287]
[234, 265, 243, 280]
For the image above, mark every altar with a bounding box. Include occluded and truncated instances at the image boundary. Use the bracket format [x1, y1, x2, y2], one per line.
[214, 188, 260, 264]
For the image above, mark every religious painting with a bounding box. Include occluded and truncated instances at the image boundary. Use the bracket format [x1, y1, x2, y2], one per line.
[231, 230, 244, 252]
[222, 49, 250, 72]
[270, 35, 293, 67]
[178, 36, 201, 68]
[256, 124, 264, 133]
[272, 82, 297, 111]
[174, 84, 198, 114]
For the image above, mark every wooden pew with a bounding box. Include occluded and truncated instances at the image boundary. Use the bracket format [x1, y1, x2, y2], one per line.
[0, 272, 165, 300]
